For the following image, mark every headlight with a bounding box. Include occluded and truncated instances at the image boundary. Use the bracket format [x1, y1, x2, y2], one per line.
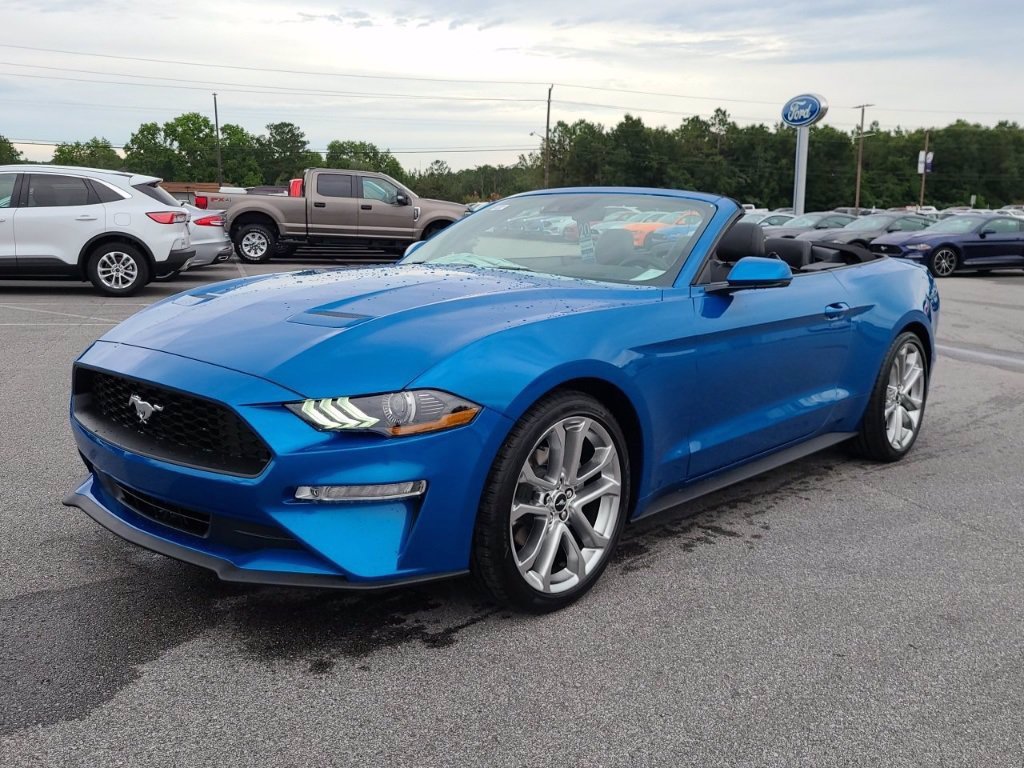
[906, 243, 933, 251]
[287, 389, 480, 436]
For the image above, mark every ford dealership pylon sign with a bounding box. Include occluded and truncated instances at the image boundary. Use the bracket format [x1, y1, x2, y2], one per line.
[782, 94, 829, 128]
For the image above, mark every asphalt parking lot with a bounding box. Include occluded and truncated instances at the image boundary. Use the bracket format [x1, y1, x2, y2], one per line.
[1, 260, 1023, 767]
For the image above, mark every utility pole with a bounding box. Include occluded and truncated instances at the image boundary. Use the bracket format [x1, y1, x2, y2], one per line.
[918, 130, 930, 208]
[212, 92, 223, 187]
[544, 84, 553, 188]
[853, 103, 873, 210]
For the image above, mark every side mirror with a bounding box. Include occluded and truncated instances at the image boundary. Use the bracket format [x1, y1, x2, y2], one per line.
[980, 227, 995, 236]
[396, 193, 410, 206]
[403, 240, 425, 258]
[707, 257, 793, 294]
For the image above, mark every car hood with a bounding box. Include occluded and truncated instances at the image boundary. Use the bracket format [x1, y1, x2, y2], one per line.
[418, 197, 469, 215]
[99, 265, 658, 398]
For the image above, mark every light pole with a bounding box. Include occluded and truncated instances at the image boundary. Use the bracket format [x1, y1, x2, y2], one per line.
[544, 84, 553, 188]
[853, 103, 874, 210]
[212, 92, 223, 187]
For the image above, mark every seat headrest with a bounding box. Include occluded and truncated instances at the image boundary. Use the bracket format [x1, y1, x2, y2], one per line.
[594, 228, 635, 265]
[765, 237, 812, 268]
[717, 221, 765, 262]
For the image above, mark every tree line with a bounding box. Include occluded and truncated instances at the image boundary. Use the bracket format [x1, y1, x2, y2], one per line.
[3, 109, 1024, 209]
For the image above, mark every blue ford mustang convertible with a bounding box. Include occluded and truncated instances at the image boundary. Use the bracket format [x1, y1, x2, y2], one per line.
[66, 188, 940, 611]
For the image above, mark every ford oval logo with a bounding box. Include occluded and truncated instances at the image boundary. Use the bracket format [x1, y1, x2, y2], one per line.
[781, 94, 828, 128]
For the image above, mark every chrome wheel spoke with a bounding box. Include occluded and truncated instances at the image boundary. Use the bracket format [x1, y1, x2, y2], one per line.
[572, 477, 620, 510]
[519, 462, 556, 492]
[561, 418, 590, 484]
[511, 501, 548, 523]
[562, 529, 587, 580]
[568, 508, 609, 549]
[533, 523, 564, 590]
[576, 446, 613, 484]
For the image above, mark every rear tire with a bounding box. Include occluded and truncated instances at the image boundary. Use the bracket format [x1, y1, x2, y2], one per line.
[86, 243, 149, 297]
[472, 391, 630, 612]
[851, 332, 928, 462]
[235, 223, 276, 263]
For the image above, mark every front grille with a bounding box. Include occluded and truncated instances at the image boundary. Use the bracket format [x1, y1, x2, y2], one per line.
[115, 481, 211, 537]
[73, 367, 272, 476]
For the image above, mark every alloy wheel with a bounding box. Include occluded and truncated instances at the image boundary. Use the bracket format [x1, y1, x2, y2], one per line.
[932, 248, 957, 277]
[96, 251, 139, 290]
[510, 416, 622, 594]
[241, 232, 269, 259]
[884, 340, 926, 450]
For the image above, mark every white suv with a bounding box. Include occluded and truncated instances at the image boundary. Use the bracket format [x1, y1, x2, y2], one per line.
[0, 165, 194, 296]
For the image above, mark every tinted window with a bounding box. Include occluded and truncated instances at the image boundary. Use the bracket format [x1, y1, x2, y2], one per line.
[0, 173, 15, 209]
[26, 175, 94, 207]
[821, 215, 854, 228]
[90, 180, 125, 203]
[361, 177, 399, 204]
[891, 217, 930, 232]
[984, 218, 1020, 233]
[316, 173, 353, 198]
[132, 182, 179, 206]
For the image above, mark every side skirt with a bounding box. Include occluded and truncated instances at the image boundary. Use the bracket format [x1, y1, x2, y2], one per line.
[635, 432, 857, 521]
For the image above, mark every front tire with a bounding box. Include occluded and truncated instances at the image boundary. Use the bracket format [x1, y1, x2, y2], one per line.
[235, 223, 276, 263]
[851, 332, 928, 462]
[927, 247, 959, 278]
[472, 391, 630, 612]
[86, 243, 149, 297]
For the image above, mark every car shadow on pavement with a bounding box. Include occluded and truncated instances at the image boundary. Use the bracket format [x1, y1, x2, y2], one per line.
[2, 447, 848, 736]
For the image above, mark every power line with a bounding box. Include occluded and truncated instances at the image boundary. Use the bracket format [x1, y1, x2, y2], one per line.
[1, 42, 1021, 118]
[0, 65, 546, 103]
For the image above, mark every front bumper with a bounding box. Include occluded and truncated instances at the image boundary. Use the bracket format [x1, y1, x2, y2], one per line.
[155, 247, 197, 277]
[65, 341, 512, 588]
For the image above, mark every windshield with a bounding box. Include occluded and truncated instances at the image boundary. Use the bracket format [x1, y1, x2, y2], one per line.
[402, 193, 716, 285]
[922, 215, 984, 234]
[845, 214, 897, 231]
[785, 213, 824, 227]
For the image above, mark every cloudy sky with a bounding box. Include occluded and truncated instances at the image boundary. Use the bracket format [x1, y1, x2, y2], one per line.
[3, 0, 1023, 171]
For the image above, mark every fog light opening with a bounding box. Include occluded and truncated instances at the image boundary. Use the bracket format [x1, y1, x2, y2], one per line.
[295, 481, 427, 502]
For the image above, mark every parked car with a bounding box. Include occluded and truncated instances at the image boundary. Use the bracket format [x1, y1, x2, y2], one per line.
[871, 213, 1024, 277]
[65, 187, 938, 612]
[179, 203, 232, 269]
[741, 212, 794, 226]
[224, 169, 468, 262]
[0, 165, 193, 296]
[796, 213, 933, 248]
[762, 211, 856, 238]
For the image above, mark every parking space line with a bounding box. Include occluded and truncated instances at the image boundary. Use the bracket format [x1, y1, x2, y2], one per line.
[0, 322, 115, 326]
[0, 304, 123, 323]
[235, 261, 248, 279]
[937, 342, 1024, 373]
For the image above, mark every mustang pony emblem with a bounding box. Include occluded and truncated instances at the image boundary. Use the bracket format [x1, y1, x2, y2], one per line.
[128, 394, 164, 424]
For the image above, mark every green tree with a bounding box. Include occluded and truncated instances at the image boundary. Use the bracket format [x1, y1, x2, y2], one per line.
[123, 122, 177, 179]
[263, 122, 312, 184]
[325, 140, 405, 179]
[219, 124, 263, 187]
[0, 135, 22, 164]
[162, 112, 217, 181]
[51, 137, 122, 169]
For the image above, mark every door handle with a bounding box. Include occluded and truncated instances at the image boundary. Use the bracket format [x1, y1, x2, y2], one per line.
[313, 202, 326, 208]
[824, 302, 851, 320]
[75, 215, 98, 221]
[360, 204, 372, 210]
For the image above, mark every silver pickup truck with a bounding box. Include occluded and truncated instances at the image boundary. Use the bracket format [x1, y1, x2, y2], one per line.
[223, 168, 468, 262]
